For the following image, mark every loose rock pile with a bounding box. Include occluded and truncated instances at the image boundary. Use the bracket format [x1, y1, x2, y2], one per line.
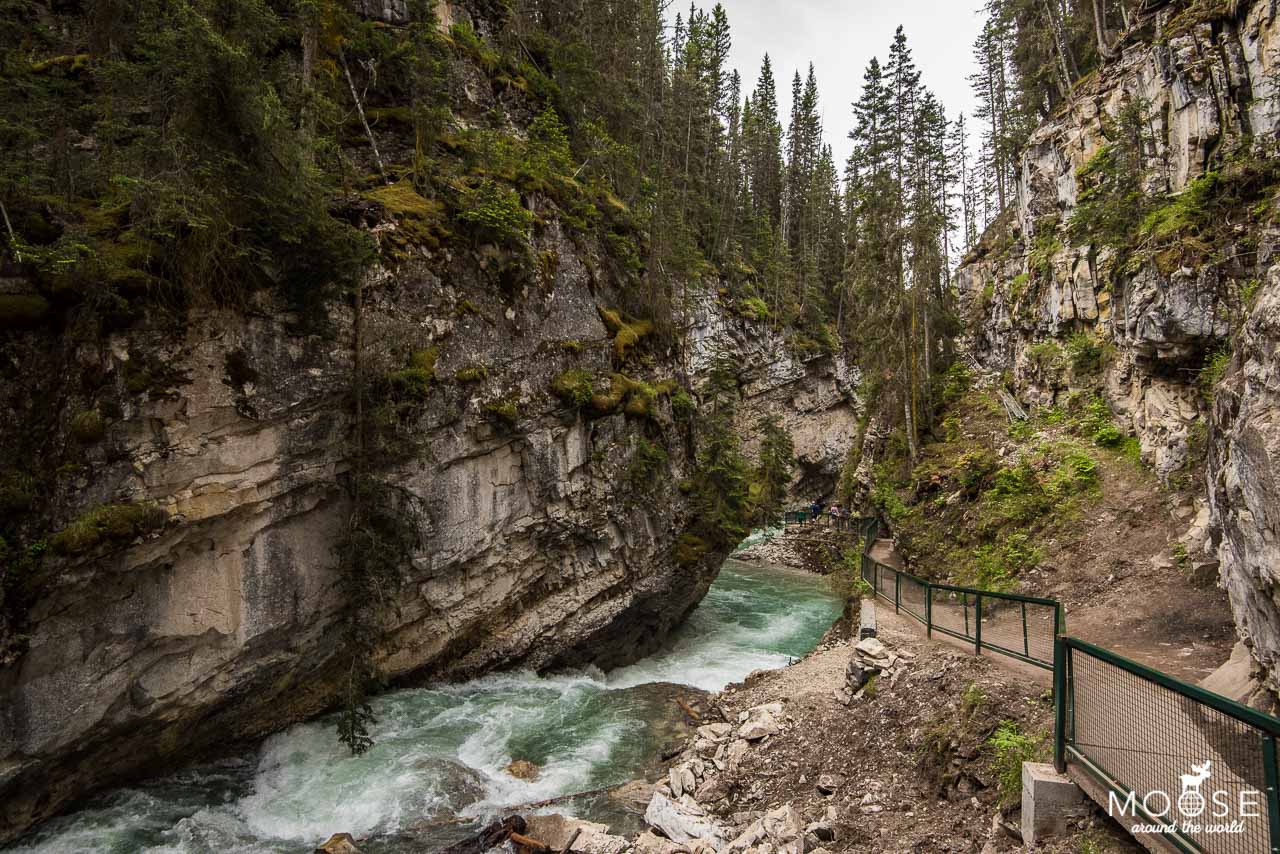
[833, 637, 911, 705]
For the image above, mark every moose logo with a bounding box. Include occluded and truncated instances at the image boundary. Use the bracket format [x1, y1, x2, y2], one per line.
[1109, 758, 1261, 836]
[1178, 761, 1212, 817]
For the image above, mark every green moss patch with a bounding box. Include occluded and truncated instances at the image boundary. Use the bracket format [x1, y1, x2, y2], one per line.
[51, 502, 167, 555]
[597, 306, 653, 362]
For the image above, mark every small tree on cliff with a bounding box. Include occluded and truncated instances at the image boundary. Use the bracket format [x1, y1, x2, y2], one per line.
[691, 353, 752, 548]
[751, 415, 795, 524]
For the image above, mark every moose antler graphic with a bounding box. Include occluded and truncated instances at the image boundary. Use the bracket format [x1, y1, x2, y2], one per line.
[1180, 761, 1212, 795]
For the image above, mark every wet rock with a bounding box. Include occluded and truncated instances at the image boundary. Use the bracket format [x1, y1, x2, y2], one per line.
[504, 759, 539, 781]
[315, 833, 362, 854]
[523, 814, 628, 854]
[610, 779, 655, 814]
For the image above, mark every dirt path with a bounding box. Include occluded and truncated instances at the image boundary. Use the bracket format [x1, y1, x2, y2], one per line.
[1025, 455, 1236, 683]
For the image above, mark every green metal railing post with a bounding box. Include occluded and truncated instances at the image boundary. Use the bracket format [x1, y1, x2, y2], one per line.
[926, 584, 933, 638]
[1021, 601, 1029, 658]
[974, 593, 983, 656]
[894, 570, 900, 613]
[1053, 636, 1067, 773]
[1264, 735, 1280, 853]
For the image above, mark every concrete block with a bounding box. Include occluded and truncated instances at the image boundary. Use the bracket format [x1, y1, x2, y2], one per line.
[859, 599, 877, 639]
[1022, 762, 1086, 846]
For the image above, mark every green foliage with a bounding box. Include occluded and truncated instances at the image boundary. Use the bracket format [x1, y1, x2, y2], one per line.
[1009, 272, 1030, 301]
[1069, 100, 1152, 254]
[550, 369, 595, 408]
[454, 365, 489, 383]
[597, 306, 653, 362]
[687, 354, 752, 550]
[626, 437, 669, 492]
[671, 387, 697, 423]
[457, 179, 533, 246]
[751, 415, 795, 525]
[50, 502, 167, 555]
[673, 532, 710, 567]
[737, 296, 770, 321]
[386, 349, 438, 402]
[1026, 341, 1064, 375]
[1066, 332, 1107, 376]
[1046, 450, 1100, 497]
[483, 395, 521, 426]
[986, 721, 1046, 805]
[69, 410, 106, 443]
[1201, 348, 1231, 402]
[365, 181, 448, 257]
[334, 477, 418, 755]
[963, 531, 1042, 590]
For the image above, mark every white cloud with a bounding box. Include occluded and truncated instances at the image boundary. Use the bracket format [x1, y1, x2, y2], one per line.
[717, 0, 986, 167]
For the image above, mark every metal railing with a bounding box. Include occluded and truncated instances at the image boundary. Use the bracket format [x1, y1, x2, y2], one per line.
[859, 549, 1062, 670]
[1055, 637, 1280, 854]
[782, 510, 873, 532]
[858, 516, 1280, 852]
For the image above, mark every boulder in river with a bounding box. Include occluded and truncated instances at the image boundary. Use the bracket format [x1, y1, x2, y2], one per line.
[504, 759, 540, 781]
[314, 833, 362, 854]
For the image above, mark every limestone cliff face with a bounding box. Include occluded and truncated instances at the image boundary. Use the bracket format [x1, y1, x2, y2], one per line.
[956, 1, 1280, 693]
[0, 236, 859, 838]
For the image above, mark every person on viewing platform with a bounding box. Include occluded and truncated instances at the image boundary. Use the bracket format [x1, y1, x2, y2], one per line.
[810, 500, 822, 522]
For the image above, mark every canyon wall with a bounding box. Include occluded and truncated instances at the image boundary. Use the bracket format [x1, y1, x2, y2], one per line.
[0, 6, 861, 845]
[956, 1, 1280, 693]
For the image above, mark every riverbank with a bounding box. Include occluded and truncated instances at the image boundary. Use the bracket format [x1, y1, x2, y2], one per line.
[606, 605, 1145, 854]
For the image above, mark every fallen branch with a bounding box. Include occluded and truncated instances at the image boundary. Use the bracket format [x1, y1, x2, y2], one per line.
[0, 200, 20, 263]
[676, 697, 701, 722]
[509, 831, 552, 852]
[559, 828, 582, 854]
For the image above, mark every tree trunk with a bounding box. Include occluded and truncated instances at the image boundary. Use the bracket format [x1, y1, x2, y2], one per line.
[1093, 0, 1118, 62]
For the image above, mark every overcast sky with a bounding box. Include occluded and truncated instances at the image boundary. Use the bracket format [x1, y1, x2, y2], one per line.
[715, 0, 987, 168]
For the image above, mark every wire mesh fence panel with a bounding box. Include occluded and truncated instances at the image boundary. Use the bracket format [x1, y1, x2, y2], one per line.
[1066, 642, 1274, 854]
[928, 586, 975, 643]
[898, 572, 928, 625]
[977, 597, 1057, 667]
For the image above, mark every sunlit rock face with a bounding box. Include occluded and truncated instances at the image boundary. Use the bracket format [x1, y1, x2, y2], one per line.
[957, 3, 1280, 693]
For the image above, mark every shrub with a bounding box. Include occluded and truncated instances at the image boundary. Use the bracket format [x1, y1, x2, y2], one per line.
[986, 721, 1046, 805]
[1046, 451, 1099, 497]
[671, 388, 697, 421]
[626, 438, 669, 491]
[454, 365, 489, 383]
[483, 396, 521, 426]
[1200, 348, 1231, 402]
[550, 369, 594, 407]
[386, 349, 438, 402]
[738, 296, 770, 321]
[0, 294, 51, 328]
[1066, 332, 1106, 375]
[457, 179, 532, 245]
[51, 502, 167, 554]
